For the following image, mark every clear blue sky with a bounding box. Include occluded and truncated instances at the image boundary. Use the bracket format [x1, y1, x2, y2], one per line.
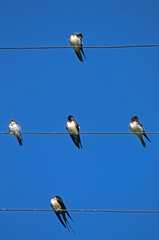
[0, 0, 159, 239]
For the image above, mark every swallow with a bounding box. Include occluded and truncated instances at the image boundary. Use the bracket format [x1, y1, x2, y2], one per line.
[69, 33, 86, 62]
[66, 115, 83, 149]
[8, 120, 23, 146]
[51, 196, 75, 233]
[129, 115, 151, 147]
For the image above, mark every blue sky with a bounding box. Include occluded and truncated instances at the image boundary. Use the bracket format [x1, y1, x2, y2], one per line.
[0, 0, 159, 239]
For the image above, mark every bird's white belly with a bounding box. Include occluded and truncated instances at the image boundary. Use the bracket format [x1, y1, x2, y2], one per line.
[69, 36, 81, 48]
[67, 122, 78, 135]
[51, 199, 61, 211]
[129, 122, 143, 135]
[9, 125, 20, 134]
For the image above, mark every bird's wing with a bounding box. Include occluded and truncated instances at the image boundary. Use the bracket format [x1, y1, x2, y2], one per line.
[75, 121, 80, 132]
[58, 198, 73, 221]
[75, 50, 83, 62]
[138, 135, 146, 147]
[17, 135, 23, 146]
[138, 121, 144, 130]
[75, 121, 82, 148]
[70, 135, 80, 148]
[138, 121, 151, 142]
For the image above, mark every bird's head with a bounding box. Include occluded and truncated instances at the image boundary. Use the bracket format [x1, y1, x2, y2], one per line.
[68, 115, 74, 122]
[131, 115, 138, 122]
[9, 120, 16, 124]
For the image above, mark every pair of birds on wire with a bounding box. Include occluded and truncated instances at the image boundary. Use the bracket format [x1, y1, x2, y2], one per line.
[8, 115, 82, 149]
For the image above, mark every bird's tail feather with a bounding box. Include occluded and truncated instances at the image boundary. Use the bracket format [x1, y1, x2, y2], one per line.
[144, 133, 151, 143]
[66, 219, 75, 233]
[66, 211, 74, 222]
[63, 214, 75, 233]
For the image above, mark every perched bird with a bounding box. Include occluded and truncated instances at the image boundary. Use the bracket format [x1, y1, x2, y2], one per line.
[66, 115, 83, 149]
[69, 33, 86, 62]
[129, 115, 151, 147]
[8, 120, 23, 146]
[51, 196, 75, 233]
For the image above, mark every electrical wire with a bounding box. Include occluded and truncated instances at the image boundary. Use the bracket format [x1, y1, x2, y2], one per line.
[0, 132, 158, 135]
[0, 209, 159, 213]
[0, 44, 159, 50]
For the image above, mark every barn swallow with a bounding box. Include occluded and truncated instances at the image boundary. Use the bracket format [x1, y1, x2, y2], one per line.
[69, 33, 86, 62]
[51, 196, 75, 233]
[129, 115, 151, 147]
[66, 115, 83, 149]
[8, 120, 23, 146]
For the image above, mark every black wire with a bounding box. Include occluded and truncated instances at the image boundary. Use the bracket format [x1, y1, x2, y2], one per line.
[0, 132, 158, 135]
[0, 44, 159, 50]
[0, 209, 159, 213]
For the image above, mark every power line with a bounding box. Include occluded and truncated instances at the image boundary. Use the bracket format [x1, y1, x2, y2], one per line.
[0, 132, 158, 135]
[0, 209, 159, 214]
[0, 44, 159, 50]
